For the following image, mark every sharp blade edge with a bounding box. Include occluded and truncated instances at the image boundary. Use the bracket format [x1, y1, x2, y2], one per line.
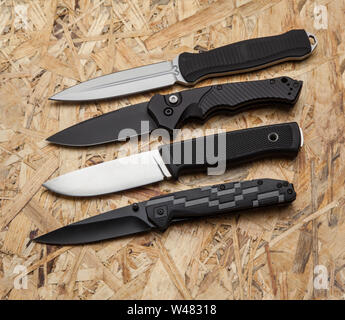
[43, 150, 170, 196]
[34, 205, 155, 245]
[47, 102, 158, 146]
[50, 61, 179, 101]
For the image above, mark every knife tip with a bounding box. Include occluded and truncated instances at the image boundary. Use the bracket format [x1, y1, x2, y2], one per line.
[49, 93, 62, 101]
[33, 234, 49, 244]
[49, 91, 74, 101]
[42, 180, 55, 193]
[33, 234, 62, 246]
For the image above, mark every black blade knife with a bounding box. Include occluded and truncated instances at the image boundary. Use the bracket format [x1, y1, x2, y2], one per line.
[47, 76, 302, 146]
[49, 29, 316, 101]
[35, 178, 296, 245]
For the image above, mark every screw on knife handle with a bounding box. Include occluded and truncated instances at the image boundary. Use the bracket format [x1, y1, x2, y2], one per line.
[178, 29, 316, 84]
[145, 178, 296, 230]
[147, 77, 303, 131]
[159, 122, 302, 179]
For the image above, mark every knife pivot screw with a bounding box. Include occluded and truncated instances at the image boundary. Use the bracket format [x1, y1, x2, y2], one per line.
[287, 189, 293, 194]
[164, 107, 173, 116]
[132, 203, 139, 211]
[219, 184, 225, 190]
[168, 95, 179, 104]
[157, 208, 164, 215]
[268, 132, 279, 142]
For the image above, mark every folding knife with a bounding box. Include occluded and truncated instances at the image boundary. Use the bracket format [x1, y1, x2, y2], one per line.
[50, 29, 317, 101]
[48, 76, 303, 147]
[43, 122, 303, 197]
[35, 178, 296, 245]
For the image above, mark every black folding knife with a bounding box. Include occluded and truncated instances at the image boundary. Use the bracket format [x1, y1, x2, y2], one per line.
[47, 76, 303, 146]
[49, 29, 316, 101]
[35, 178, 296, 245]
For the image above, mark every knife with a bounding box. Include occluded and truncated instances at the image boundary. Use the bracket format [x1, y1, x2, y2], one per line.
[35, 178, 296, 245]
[43, 122, 303, 197]
[47, 76, 303, 147]
[50, 29, 317, 101]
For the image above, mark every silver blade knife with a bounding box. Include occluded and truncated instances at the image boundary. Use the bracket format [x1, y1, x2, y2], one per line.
[47, 76, 303, 146]
[43, 122, 303, 197]
[50, 30, 317, 101]
[35, 178, 296, 245]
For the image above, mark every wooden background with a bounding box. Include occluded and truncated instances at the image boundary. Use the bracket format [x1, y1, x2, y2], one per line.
[0, 0, 344, 300]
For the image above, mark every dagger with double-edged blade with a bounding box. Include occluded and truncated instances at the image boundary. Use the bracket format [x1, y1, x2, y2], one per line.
[43, 122, 303, 197]
[49, 30, 317, 102]
[47, 76, 303, 147]
[35, 178, 296, 245]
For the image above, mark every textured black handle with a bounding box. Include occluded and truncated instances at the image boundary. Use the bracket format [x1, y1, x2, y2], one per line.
[147, 77, 302, 131]
[179, 30, 312, 83]
[145, 178, 296, 230]
[159, 122, 301, 178]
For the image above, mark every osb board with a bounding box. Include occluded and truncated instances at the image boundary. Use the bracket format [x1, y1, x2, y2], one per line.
[0, 0, 344, 300]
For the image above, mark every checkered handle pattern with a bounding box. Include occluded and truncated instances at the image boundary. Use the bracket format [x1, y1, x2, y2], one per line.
[145, 178, 296, 230]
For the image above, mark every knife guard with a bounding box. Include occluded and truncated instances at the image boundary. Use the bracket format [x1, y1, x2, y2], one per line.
[178, 29, 316, 83]
[159, 122, 302, 178]
[147, 76, 302, 131]
[146, 178, 296, 230]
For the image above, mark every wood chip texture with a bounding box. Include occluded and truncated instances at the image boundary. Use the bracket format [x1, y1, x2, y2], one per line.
[0, 0, 344, 300]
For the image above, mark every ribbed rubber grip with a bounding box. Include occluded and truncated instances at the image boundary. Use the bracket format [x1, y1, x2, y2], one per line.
[145, 178, 296, 230]
[159, 122, 301, 178]
[179, 30, 312, 83]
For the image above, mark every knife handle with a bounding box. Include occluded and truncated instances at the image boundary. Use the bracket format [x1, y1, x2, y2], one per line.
[146, 178, 296, 230]
[147, 76, 302, 131]
[178, 30, 316, 83]
[159, 122, 302, 179]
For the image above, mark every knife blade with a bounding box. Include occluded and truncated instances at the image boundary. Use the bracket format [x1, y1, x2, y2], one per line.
[43, 122, 303, 197]
[47, 76, 303, 147]
[35, 178, 296, 245]
[49, 30, 317, 101]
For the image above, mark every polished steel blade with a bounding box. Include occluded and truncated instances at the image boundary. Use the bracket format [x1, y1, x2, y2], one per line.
[34, 203, 155, 245]
[50, 58, 186, 101]
[43, 150, 172, 197]
[47, 102, 158, 146]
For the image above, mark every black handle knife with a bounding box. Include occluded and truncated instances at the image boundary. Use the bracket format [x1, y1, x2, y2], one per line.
[47, 77, 303, 146]
[43, 122, 302, 197]
[50, 29, 316, 101]
[35, 178, 296, 245]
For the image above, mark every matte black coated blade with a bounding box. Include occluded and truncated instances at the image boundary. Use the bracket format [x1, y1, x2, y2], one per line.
[47, 102, 158, 146]
[34, 204, 155, 245]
